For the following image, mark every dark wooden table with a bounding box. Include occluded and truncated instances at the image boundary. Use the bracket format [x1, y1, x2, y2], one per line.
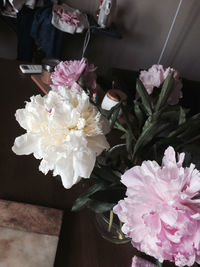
[0, 58, 183, 267]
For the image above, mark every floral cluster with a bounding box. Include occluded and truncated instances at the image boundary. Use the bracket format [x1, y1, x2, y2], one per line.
[12, 87, 109, 189]
[139, 64, 183, 105]
[12, 60, 200, 267]
[51, 58, 97, 94]
[114, 146, 200, 267]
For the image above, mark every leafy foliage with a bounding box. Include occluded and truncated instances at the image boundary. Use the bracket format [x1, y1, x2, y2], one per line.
[72, 73, 200, 213]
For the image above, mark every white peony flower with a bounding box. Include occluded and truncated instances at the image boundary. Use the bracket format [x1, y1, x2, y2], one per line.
[12, 88, 110, 189]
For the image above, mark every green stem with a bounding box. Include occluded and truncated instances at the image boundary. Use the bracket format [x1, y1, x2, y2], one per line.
[108, 143, 126, 152]
[117, 220, 125, 240]
[108, 210, 114, 232]
[156, 260, 163, 267]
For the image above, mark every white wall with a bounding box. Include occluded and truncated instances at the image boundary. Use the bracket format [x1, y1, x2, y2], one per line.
[62, 0, 200, 81]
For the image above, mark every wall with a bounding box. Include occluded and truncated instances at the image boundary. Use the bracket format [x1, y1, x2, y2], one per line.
[0, 1, 200, 81]
[0, 18, 17, 60]
[62, 0, 200, 81]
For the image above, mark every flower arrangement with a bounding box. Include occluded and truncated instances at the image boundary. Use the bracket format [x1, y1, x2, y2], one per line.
[12, 60, 200, 267]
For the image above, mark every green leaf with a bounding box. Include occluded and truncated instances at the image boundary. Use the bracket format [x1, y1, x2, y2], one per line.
[133, 120, 170, 160]
[99, 102, 120, 120]
[111, 170, 123, 179]
[136, 79, 152, 116]
[155, 72, 174, 111]
[109, 102, 121, 129]
[90, 185, 126, 203]
[99, 107, 113, 119]
[169, 113, 200, 138]
[87, 200, 115, 213]
[114, 121, 127, 133]
[141, 116, 152, 131]
[133, 100, 145, 132]
[120, 103, 136, 142]
[92, 166, 121, 184]
[125, 131, 134, 155]
[178, 106, 186, 125]
[160, 110, 179, 123]
[72, 183, 107, 211]
[120, 133, 126, 139]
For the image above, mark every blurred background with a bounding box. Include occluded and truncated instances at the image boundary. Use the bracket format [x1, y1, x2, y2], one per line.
[0, 0, 200, 81]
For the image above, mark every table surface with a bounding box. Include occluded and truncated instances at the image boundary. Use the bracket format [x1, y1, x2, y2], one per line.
[0, 58, 180, 267]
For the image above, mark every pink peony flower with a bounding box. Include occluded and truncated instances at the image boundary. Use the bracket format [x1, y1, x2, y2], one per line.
[51, 58, 86, 90]
[131, 256, 156, 267]
[50, 58, 97, 92]
[113, 146, 200, 266]
[139, 65, 183, 105]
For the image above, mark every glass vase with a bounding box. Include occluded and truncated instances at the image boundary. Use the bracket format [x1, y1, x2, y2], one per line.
[95, 210, 131, 244]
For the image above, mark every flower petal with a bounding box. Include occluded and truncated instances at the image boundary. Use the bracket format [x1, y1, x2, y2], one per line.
[12, 133, 40, 156]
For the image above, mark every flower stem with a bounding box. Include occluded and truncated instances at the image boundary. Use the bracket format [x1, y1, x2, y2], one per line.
[117, 220, 125, 240]
[156, 260, 163, 267]
[108, 210, 114, 232]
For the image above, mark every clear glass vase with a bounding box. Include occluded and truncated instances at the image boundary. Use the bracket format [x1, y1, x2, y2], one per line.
[95, 210, 131, 244]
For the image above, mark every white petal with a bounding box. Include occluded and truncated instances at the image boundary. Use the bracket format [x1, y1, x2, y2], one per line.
[54, 157, 79, 189]
[73, 150, 96, 179]
[12, 133, 40, 156]
[39, 159, 52, 175]
[87, 135, 110, 156]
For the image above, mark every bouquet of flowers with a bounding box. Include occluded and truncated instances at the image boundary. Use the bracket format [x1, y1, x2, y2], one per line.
[12, 61, 200, 267]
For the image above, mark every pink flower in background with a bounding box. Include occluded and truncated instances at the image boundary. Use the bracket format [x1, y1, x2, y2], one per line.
[139, 64, 183, 105]
[113, 146, 200, 267]
[51, 58, 86, 90]
[51, 58, 97, 92]
[131, 256, 156, 267]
